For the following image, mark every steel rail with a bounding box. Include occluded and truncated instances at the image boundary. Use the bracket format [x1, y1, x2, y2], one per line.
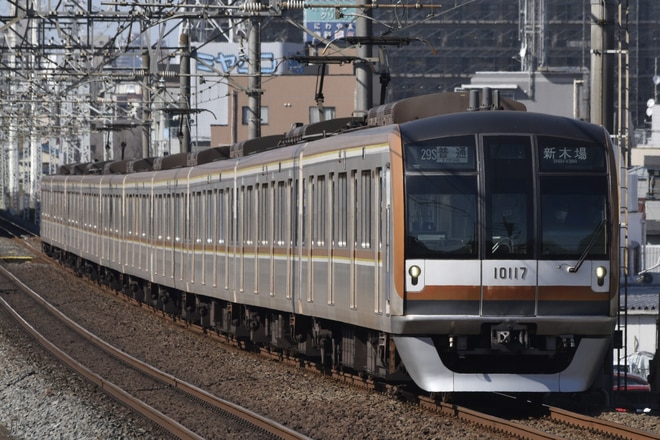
[22, 234, 658, 440]
[0, 293, 202, 440]
[415, 397, 564, 440]
[0, 264, 309, 440]
[548, 406, 660, 440]
[109, 281, 660, 440]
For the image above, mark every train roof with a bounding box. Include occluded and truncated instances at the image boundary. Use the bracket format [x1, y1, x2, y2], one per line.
[54, 89, 532, 176]
[367, 90, 525, 126]
[398, 108, 609, 143]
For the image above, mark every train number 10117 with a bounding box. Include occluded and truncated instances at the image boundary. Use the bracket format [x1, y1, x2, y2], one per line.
[493, 267, 527, 280]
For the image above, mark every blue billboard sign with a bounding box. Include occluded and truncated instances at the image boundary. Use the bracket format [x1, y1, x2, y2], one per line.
[304, 1, 357, 44]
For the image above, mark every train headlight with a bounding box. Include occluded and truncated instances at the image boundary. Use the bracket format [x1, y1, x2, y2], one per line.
[595, 266, 607, 287]
[408, 265, 422, 286]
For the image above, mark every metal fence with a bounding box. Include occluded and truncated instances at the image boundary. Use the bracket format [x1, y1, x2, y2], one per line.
[641, 245, 660, 274]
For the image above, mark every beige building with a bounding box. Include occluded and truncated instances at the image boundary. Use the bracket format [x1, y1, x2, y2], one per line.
[210, 62, 358, 147]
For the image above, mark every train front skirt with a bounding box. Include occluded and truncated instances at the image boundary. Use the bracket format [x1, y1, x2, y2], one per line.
[393, 335, 610, 392]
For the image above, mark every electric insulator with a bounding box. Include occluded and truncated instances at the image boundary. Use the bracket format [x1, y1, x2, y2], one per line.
[240, 2, 265, 11]
[283, 0, 306, 8]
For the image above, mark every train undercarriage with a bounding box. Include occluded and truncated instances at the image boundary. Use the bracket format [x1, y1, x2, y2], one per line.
[42, 243, 409, 384]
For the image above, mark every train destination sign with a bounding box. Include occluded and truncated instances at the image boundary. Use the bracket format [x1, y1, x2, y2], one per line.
[406, 136, 606, 173]
[405, 135, 477, 171]
[537, 137, 606, 172]
[420, 146, 469, 164]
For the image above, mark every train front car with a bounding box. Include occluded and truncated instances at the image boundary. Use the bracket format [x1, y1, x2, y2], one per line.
[392, 111, 619, 393]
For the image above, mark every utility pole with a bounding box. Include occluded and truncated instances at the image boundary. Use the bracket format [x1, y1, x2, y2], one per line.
[354, 0, 373, 116]
[247, 18, 262, 140]
[142, 50, 151, 158]
[590, 0, 615, 131]
[6, 1, 19, 213]
[519, 0, 547, 72]
[179, 26, 192, 153]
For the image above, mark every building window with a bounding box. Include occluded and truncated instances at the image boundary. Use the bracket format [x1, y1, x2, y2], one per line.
[242, 106, 269, 125]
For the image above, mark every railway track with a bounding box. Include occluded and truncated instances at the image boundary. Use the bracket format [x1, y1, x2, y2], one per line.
[414, 394, 660, 440]
[544, 405, 660, 439]
[0, 256, 309, 440]
[0, 224, 657, 439]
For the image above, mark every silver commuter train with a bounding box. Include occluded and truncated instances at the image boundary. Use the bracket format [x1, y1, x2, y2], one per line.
[40, 90, 619, 393]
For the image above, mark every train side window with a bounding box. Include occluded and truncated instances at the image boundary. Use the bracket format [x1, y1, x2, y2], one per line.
[108, 193, 113, 235]
[335, 172, 348, 248]
[95, 192, 99, 232]
[153, 194, 160, 241]
[377, 167, 384, 251]
[174, 193, 181, 243]
[82, 192, 88, 229]
[142, 194, 148, 241]
[272, 182, 278, 246]
[115, 193, 120, 236]
[103, 194, 109, 234]
[135, 194, 141, 239]
[228, 187, 235, 246]
[164, 194, 170, 242]
[85, 192, 90, 230]
[183, 192, 189, 245]
[325, 175, 332, 248]
[185, 192, 192, 245]
[135, 195, 141, 239]
[89, 193, 94, 232]
[192, 191, 201, 244]
[126, 194, 133, 237]
[313, 175, 326, 247]
[259, 183, 269, 246]
[216, 188, 226, 246]
[135, 194, 140, 240]
[274, 182, 284, 246]
[352, 170, 358, 250]
[244, 185, 254, 246]
[205, 190, 213, 245]
[360, 170, 372, 249]
[307, 177, 312, 246]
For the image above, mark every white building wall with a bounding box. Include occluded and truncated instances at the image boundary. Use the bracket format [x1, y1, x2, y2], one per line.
[619, 313, 657, 355]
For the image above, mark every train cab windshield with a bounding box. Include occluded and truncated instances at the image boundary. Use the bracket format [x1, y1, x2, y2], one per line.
[538, 136, 609, 260]
[404, 133, 610, 261]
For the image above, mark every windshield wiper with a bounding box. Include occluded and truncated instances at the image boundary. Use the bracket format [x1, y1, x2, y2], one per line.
[568, 219, 606, 273]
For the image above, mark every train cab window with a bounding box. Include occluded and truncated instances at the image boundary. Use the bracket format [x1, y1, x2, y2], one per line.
[404, 135, 477, 259]
[406, 175, 477, 258]
[538, 136, 609, 259]
[540, 177, 608, 259]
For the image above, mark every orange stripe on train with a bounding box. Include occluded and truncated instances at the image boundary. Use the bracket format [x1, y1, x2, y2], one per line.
[407, 285, 610, 302]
